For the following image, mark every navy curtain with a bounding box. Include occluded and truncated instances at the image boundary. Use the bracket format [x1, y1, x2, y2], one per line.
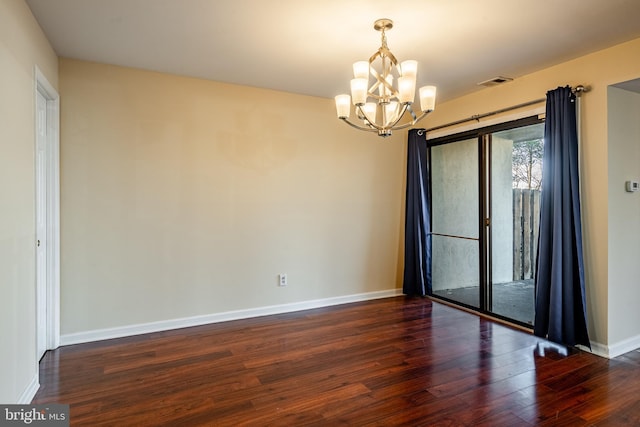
[534, 86, 590, 348]
[402, 129, 431, 296]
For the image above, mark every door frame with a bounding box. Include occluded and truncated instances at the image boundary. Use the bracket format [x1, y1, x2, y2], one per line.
[427, 115, 544, 328]
[35, 66, 60, 353]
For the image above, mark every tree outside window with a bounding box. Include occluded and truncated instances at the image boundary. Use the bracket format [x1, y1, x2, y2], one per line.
[512, 139, 544, 190]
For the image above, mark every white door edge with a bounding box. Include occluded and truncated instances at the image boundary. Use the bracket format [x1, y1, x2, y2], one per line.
[35, 66, 60, 354]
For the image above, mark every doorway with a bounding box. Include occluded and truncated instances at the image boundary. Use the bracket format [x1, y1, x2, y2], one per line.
[35, 67, 60, 359]
[429, 116, 544, 327]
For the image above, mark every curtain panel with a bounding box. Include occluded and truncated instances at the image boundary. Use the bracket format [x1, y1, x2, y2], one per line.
[534, 86, 590, 348]
[402, 129, 431, 296]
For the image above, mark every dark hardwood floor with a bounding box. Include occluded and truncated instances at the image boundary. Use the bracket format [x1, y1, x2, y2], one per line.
[33, 297, 640, 426]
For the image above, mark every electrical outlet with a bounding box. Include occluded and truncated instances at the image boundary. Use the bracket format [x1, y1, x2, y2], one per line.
[279, 273, 288, 287]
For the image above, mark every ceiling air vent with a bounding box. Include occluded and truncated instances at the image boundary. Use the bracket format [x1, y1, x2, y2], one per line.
[477, 76, 514, 87]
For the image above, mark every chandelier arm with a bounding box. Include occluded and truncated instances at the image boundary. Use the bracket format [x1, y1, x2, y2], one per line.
[370, 50, 399, 99]
[388, 110, 434, 131]
[385, 104, 410, 129]
[356, 105, 389, 132]
[371, 73, 397, 99]
[407, 104, 418, 122]
[382, 48, 398, 66]
[357, 105, 389, 132]
[339, 117, 379, 133]
[369, 68, 383, 93]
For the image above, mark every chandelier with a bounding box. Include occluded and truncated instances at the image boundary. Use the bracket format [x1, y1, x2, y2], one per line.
[335, 19, 437, 137]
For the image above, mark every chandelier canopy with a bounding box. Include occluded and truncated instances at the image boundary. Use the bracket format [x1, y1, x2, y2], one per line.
[335, 19, 437, 137]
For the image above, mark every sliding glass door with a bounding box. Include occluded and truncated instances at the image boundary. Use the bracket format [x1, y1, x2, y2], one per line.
[431, 138, 480, 308]
[429, 117, 544, 327]
[489, 123, 544, 324]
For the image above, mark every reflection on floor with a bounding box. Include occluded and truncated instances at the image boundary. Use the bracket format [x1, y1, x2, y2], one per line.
[432, 279, 535, 325]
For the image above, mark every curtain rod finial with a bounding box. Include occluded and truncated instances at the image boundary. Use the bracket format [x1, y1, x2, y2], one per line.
[572, 85, 590, 96]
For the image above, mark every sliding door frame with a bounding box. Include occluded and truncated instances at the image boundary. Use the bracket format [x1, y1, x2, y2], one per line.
[427, 115, 544, 328]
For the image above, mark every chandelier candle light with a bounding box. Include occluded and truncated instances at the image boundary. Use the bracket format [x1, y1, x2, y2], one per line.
[335, 19, 437, 137]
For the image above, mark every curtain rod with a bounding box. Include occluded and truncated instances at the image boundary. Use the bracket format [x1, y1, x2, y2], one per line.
[421, 84, 589, 134]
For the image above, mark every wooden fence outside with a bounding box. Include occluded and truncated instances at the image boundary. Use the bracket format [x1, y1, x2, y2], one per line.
[512, 189, 540, 280]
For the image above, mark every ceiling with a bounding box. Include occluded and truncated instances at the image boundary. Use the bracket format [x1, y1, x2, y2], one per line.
[615, 78, 640, 93]
[26, 0, 640, 103]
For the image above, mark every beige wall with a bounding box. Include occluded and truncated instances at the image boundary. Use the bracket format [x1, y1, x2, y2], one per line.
[0, 0, 58, 403]
[425, 37, 640, 350]
[59, 59, 407, 335]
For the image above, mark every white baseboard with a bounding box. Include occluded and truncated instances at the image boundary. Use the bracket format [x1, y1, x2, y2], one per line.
[587, 334, 640, 359]
[605, 334, 640, 358]
[18, 374, 39, 404]
[61, 289, 403, 346]
[585, 341, 609, 358]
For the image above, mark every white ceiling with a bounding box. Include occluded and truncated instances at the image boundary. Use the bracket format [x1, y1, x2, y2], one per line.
[25, 0, 640, 103]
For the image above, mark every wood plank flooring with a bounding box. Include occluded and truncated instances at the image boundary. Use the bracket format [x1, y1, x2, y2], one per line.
[33, 297, 640, 426]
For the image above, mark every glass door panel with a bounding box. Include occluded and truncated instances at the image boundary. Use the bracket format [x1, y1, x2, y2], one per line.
[431, 138, 480, 308]
[488, 123, 544, 325]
